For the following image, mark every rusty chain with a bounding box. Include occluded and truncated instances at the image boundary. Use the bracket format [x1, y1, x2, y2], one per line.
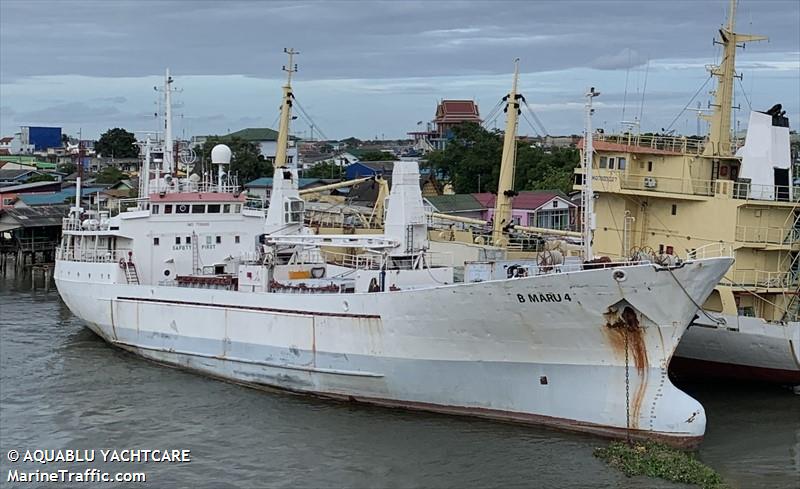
[624, 327, 631, 444]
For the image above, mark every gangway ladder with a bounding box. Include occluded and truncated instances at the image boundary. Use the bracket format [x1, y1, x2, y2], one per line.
[192, 231, 200, 274]
[780, 208, 800, 321]
[122, 260, 140, 285]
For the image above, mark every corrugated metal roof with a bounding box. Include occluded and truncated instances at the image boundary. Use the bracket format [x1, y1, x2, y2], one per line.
[18, 187, 104, 206]
[426, 194, 484, 213]
[0, 205, 69, 228]
[244, 177, 323, 188]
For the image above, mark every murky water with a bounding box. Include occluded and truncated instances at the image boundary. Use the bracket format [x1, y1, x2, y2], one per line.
[1, 272, 798, 488]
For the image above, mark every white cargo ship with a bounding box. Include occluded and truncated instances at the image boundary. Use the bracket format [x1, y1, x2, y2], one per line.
[55, 53, 732, 446]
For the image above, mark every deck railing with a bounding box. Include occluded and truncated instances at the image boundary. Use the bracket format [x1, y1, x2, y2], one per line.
[56, 247, 133, 263]
[735, 225, 800, 245]
[615, 172, 800, 203]
[729, 269, 799, 289]
[594, 132, 743, 156]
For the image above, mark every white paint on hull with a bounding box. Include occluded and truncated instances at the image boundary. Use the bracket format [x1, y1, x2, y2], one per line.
[55, 257, 732, 444]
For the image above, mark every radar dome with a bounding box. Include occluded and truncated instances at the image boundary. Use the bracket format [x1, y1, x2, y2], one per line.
[211, 144, 232, 165]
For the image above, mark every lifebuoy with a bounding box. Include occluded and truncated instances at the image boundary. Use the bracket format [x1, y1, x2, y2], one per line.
[119, 258, 127, 269]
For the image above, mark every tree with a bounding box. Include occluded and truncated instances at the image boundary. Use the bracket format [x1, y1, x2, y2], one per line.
[95, 166, 128, 184]
[26, 173, 57, 183]
[57, 162, 77, 175]
[425, 122, 579, 195]
[304, 161, 343, 179]
[95, 128, 138, 158]
[198, 136, 272, 184]
[359, 150, 397, 161]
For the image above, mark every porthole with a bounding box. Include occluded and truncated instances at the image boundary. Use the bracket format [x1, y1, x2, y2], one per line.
[164, 269, 171, 277]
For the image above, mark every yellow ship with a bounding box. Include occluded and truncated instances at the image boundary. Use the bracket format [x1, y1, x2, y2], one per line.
[574, 0, 800, 387]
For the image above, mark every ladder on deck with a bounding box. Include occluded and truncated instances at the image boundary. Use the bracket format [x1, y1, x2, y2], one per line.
[123, 261, 140, 285]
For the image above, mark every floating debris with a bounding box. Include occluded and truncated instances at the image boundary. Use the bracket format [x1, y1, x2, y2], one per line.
[594, 441, 726, 489]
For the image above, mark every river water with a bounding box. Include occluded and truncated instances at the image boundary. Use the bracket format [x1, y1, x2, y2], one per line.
[1, 273, 798, 489]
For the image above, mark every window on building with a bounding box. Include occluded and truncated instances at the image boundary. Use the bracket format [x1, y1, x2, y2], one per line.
[647, 161, 653, 172]
[216, 236, 222, 244]
[617, 157, 626, 170]
[175, 236, 181, 245]
[207, 204, 221, 213]
[599, 156, 608, 169]
[191, 204, 205, 214]
[176, 204, 189, 214]
[186, 236, 192, 244]
[671, 204, 677, 216]
[535, 208, 570, 230]
[164, 204, 173, 214]
[153, 237, 160, 246]
[152, 205, 159, 214]
[235, 235, 240, 244]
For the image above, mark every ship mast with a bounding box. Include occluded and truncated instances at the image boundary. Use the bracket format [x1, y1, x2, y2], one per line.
[274, 48, 298, 169]
[582, 88, 600, 260]
[163, 68, 175, 174]
[702, 0, 766, 157]
[492, 59, 521, 246]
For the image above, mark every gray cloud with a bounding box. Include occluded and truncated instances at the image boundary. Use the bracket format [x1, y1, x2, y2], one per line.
[2, 0, 797, 81]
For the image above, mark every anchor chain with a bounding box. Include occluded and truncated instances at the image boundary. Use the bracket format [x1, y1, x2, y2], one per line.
[624, 327, 631, 444]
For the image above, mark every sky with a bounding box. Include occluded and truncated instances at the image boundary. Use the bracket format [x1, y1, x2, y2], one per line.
[1, 0, 798, 141]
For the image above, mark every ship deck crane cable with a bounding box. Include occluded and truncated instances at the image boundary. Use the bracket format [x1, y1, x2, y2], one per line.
[664, 74, 714, 133]
[667, 267, 727, 325]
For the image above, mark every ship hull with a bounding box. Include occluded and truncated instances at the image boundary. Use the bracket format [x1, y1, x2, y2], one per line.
[672, 315, 800, 386]
[54, 258, 732, 446]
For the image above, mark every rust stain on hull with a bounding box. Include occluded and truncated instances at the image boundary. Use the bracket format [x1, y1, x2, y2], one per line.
[603, 305, 649, 429]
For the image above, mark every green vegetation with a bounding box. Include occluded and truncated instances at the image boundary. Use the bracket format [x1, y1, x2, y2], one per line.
[95, 166, 128, 184]
[425, 122, 579, 194]
[95, 128, 139, 158]
[304, 161, 343, 179]
[57, 162, 77, 175]
[198, 136, 272, 183]
[359, 150, 398, 161]
[25, 173, 57, 183]
[594, 441, 726, 489]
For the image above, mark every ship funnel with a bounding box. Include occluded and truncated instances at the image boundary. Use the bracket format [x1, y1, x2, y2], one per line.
[211, 144, 232, 165]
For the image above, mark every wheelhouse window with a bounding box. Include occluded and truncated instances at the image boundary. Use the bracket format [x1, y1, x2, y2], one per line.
[207, 204, 221, 213]
[152, 205, 159, 214]
[233, 204, 241, 213]
[153, 237, 160, 246]
[175, 236, 181, 245]
[617, 157, 626, 170]
[608, 157, 616, 170]
[191, 204, 205, 214]
[186, 236, 192, 244]
[599, 156, 608, 169]
[223, 204, 231, 213]
[164, 204, 173, 214]
[216, 236, 222, 244]
[235, 235, 240, 244]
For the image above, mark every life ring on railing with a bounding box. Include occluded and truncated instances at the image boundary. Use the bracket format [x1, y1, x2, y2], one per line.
[119, 258, 127, 269]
